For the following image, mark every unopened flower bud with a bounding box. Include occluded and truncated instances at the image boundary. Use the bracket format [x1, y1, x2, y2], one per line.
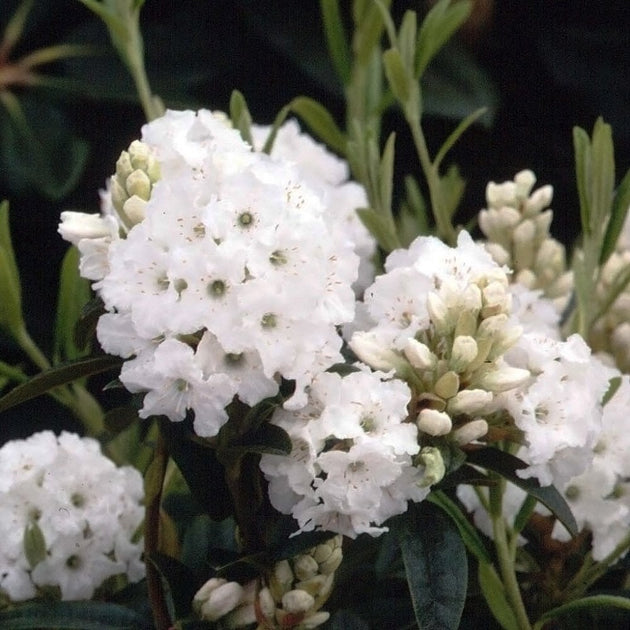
[418, 446, 446, 487]
[271, 559, 294, 596]
[257, 587, 276, 618]
[514, 169, 536, 201]
[58, 211, 114, 245]
[193, 578, 244, 622]
[282, 589, 315, 614]
[294, 555, 319, 581]
[349, 332, 402, 372]
[453, 419, 489, 444]
[513, 220, 536, 270]
[301, 611, 331, 629]
[447, 389, 493, 415]
[122, 195, 147, 224]
[486, 181, 517, 208]
[450, 336, 478, 371]
[434, 370, 460, 399]
[524, 185, 553, 216]
[318, 546, 342, 575]
[416, 408, 452, 436]
[475, 365, 530, 393]
[403, 338, 436, 370]
[427, 292, 450, 333]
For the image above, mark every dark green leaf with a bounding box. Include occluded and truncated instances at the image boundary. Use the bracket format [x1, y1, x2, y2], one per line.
[0, 600, 152, 629]
[383, 47, 411, 103]
[573, 125, 592, 236]
[287, 96, 346, 155]
[0, 200, 24, 336]
[478, 562, 519, 630]
[533, 595, 630, 630]
[180, 514, 238, 575]
[324, 609, 370, 629]
[104, 405, 140, 433]
[427, 490, 492, 565]
[148, 552, 199, 621]
[466, 447, 578, 537]
[226, 422, 292, 457]
[159, 417, 234, 521]
[0, 355, 122, 415]
[54, 246, 91, 363]
[74, 296, 106, 352]
[600, 167, 630, 264]
[391, 501, 467, 630]
[603, 375, 623, 406]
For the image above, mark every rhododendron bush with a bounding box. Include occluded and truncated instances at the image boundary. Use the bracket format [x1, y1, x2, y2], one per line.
[1, 1, 630, 629]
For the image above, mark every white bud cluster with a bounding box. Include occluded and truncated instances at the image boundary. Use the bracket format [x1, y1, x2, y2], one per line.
[479, 170, 572, 311]
[0, 431, 144, 602]
[351, 231, 528, 446]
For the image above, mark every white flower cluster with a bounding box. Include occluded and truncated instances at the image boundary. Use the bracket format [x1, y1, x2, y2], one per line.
[260, 369, 428, 538]
[0, 431, 144, 602]
[59, 110, 363, 437]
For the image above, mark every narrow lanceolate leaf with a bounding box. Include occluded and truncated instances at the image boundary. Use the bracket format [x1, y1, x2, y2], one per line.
[320, 0, 352, 85]
[533, 595, 630, 630]
[0, 355, 122, 414]
[600, 167, 630, 264]
[573, 125, 591, 236]
[391, 501, 467, 630]
[478, 562, 519, 630]
[288, 96, 346, 155]
[415, 0, 472, 78]
[383, 47, 411, 103]
[53, 246, 91, 363]
[466, 447, 578, 537]
[229, 89, 253, 146]
[0, 200, 24, 336]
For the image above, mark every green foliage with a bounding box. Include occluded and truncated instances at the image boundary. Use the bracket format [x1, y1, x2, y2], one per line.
[391, 501, 468, 630]
[0, 200, 23, 338]
[478, 562, 520, 630]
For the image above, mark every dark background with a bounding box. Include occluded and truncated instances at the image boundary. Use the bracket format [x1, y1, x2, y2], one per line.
[1, 0, 629, 441]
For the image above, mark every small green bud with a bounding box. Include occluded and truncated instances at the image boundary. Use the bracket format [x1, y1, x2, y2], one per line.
[418, 446, 446, 487]
[23, 521, 47, 569]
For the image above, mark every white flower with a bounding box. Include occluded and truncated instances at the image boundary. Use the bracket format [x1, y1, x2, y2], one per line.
[260, 369, 428, 538]
[63, 109, 361, 435]
[0, 431, 144, 602]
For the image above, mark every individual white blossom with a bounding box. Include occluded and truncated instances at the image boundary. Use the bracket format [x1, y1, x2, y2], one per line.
[0, 431, 144, 602]
[60, 109, 361, 435]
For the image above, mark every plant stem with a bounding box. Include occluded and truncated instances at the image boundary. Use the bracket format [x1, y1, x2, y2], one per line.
[144, 432, 171, 630]
[489, 476, 533, 630]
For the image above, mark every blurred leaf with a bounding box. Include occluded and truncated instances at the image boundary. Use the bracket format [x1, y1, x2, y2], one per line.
[415, 0, 471, 78]
[0, 94, 89, 199]
[0, 354, 122, 414]
[383, 47, 411, 104]
[224, 422, 292, 457]
[229, 89, 253, 146]
[466, 447, 578, 537]
[428, 490, 492, 565]
[104, 404, 140, 433]
[324, 609, 370, 629]
[0, 600, 152, 629]
[533, 595, 630, 630]
[437, 163, 466, 221]
[421, 41, 498, 127]
[391, 501, 467, 630]
[53, 246, 91, 363]
[180, 514, 238, 576]
[23, 520, 47, 569]
[357, 207, 400, 252]
[74, 296, 106, 352]
[600, 167, 630, 264]
[320, 0, 351, 85]
[353, 0, 391, 65]
[288, 96, 346, 155]
[478, 562, 519, 630]
[0, 200, 24, 337]
[148, 552, 199, 622]
[159, 417, 234, 521]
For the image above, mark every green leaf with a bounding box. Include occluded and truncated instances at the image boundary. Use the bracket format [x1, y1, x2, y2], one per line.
[427, 490, 492, 565]
[415, 0, 472, 78]
[378, 132, 396, 217]
[103, 405, 140, 433]
[229, 89, 253, 146]
[357, 207, 400, 252]
[74, 296, 106, 352]
[398, 11, 418, 71]
[383, 47, 411, 103]
[225, 422, 292, 457]
[478, 562, 520, 630]
[325, 609, 371, 629]
[0, 600, 152, 629]
[353, 0, 391, 65]
[0, 95, 89, 200]
[573, 125, 591, 236]
[600, 167, 630, 264]
[287, 96, 346, 155]
[53, 246, 92, 363]
[589, 117, 615, 232]
[0, 200, 24, 336]
[320, 0, 352, 85]
[180, 514, 238, 575]
[466, 448, 579, 537]
[0, 355, 122, 415]
[23, 521, 47, 569]
[434, 107, 488, 169]
[391, 501, 467, 630]
[437, 163, 466, 221]
[533, 595, 630, 630]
